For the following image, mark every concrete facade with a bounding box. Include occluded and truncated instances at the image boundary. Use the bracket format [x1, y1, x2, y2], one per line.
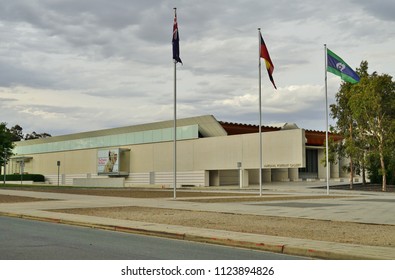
[6, 115, 354, 187]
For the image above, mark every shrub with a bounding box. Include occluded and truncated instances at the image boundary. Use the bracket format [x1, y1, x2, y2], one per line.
[5, 174, 45, 182]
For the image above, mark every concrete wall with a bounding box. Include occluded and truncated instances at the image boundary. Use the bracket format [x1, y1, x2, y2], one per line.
[12, 149, 97, 175]
[12, 129, 306, 187]
[74, 178, 125, 188]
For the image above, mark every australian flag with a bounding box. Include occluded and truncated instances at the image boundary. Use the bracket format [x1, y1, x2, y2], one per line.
[172, 11, 182, 64]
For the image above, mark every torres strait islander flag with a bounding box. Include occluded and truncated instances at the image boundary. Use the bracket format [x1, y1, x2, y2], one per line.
[172, 11, 182, 64]
[327, 48, 360, 84]
[260, 33, 277, 89]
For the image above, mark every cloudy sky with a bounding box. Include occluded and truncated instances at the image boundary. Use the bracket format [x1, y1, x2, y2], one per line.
[0, 0, 394, 136]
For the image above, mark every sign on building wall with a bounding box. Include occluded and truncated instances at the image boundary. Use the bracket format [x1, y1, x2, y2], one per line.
[97, 149, 120, 175]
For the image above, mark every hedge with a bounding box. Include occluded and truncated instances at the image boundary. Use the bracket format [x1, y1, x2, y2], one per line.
[4, 174, 45, 182]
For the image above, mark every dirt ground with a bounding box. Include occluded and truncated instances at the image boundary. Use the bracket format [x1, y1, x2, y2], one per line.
[56, 206, 395, 248]
[1, 186, 395, 247]
[0, 194, 51, 203]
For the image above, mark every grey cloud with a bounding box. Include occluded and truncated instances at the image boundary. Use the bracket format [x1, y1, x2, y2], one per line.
[0, 1, 147, 58]
[0, 60, 57, 88]
[355, 0, 395, 22]
[0, 97, 18, 103]
[0, 0, 393, 135]
[0, 0, 143, 30]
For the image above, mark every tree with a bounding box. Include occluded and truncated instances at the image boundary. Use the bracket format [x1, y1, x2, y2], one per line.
[330, 62, 369, 189]
[330, 61, 395, 191]
[9, 125, 24, 141]
[24, 131, 52, 140]
[349, 71, 395, 191]
[7, 124, 52, 141]
[0, 123, 15, 175]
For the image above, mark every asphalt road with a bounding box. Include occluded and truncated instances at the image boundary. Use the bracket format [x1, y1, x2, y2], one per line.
[0, 216, 307, 260]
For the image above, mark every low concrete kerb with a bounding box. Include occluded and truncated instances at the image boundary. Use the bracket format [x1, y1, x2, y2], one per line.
[1, 211, 391, 260]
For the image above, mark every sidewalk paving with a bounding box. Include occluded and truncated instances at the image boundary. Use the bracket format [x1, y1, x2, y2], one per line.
[1, 182, 395, 260]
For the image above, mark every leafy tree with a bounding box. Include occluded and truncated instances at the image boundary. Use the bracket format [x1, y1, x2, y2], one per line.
[349, 71, 395, 191]
[9, 124, 24, 141]
[24, 131, 52, 140]
[8, 124, 52, 141]
[331, 61, 395, 191]
[0, 123, 15, 175]
[330, 62, 369, 188]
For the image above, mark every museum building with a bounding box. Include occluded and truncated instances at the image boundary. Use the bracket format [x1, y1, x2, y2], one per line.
[8, 115, 349, 187]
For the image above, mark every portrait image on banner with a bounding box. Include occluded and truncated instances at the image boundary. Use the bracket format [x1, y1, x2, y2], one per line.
[97, 149, 119, 175]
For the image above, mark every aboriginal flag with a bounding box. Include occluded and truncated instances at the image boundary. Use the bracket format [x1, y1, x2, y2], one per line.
[260, 33, 276, 89]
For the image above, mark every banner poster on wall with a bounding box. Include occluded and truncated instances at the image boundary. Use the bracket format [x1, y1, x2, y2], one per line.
[97, 149, 120, 175]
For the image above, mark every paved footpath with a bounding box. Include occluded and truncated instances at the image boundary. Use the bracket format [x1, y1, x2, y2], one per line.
[1, 182, 395, 260]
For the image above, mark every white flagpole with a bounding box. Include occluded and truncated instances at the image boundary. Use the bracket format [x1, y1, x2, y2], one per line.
[173, 8, 177, 200]
[173, 58, 177, 199]
[324, 44, 330, 195]
[258, 28, 263, 197]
